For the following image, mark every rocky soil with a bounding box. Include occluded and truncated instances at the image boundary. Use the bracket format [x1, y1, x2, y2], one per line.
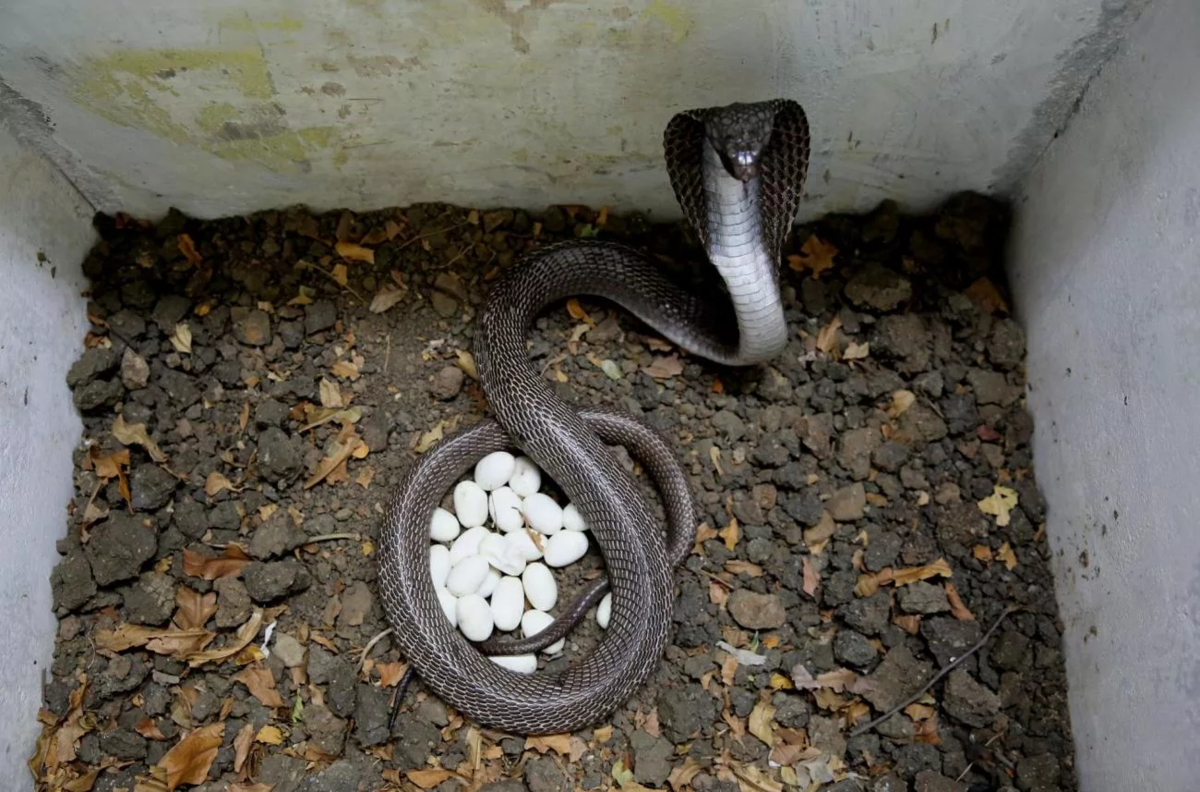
[32, 193, 1075, 792]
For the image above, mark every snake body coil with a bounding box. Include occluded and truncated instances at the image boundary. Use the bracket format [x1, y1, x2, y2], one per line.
[377, 99, 810, 734]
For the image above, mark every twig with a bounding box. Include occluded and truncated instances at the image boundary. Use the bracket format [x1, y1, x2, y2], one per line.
[849, 606, 1016, 738]
[395, 222, 471, 251]
[300, 260, 366, 304]
[305, 532, 363, 543]
[358, 628, 393, 672]
[383, 332, 392, 373]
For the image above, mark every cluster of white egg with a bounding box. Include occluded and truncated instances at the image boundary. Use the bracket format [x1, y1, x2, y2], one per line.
[429, 450, 613, 673]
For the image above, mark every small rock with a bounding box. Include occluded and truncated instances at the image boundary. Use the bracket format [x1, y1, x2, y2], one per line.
[712, 410, 746, 442]
[966, 368, 1021, 406]
[257, 427, 303, 485]
[305, 301, 338, 335]
[942, 669, 1000, 728]
[120, 348, 150, 389]
[481, 782, 528, 792]
[129, 464, 178, 511]
[52, 552, 96, 611]
[827, 483, 866, 521]
[833, 629, 878, 668]
[66, 347, 119, 388]
[838, 427, 879, 480]
[100, 729, 147, 761]
[303, 704, 347, 757]
[913, 772, 966, 792]
[232, 307, 272, 346]
[296, 759, 360, 792]
[271, 631, 305, 668]
[808, 715, 847, 759]
[157, 369, 200, 407]
[122, 572, 176, 625]
[243, 561, 311, 603]
[260, 754, 307, 792]
[987, 318, 1026, 370]
[728, 590, 787, 630]
[254, 399, 290, 428]
[863, 531, 903, 572]
[85, 514, 157, 586]
[897, 582, 951, 615]
[431, 291, 458, 317]
[417, 697, 451, 727]
[840, 592, 891, 635]
[772, 692, 810, 728]
[339, 581, 373, 628]
[1016, 753, 1060, 791]
[355, 685, 391, 747]
[990, 630, 1031, 672]
[871, 775, 907, 792]
[151, 295, 191, 330]
[391, 713, 441, 769]
[797, 413, 834, 459]
[898, 402, 948, 443]
[873, 314, 931, 374]
[855, 645, 933, 712]
[526, 755, 568, 792]
[844, 266, 912, 312]
[248, 513, 307, 559]
[213, 576, 254, 628]
[73, 377, 124, 411]
[658, 684, 718, 743]
[630, 731, 674, 786]
[921, 617, 982, 667]
[431, 365, 465, 400]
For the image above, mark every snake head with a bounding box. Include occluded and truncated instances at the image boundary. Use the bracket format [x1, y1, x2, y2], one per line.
[703, 102, 776, 182]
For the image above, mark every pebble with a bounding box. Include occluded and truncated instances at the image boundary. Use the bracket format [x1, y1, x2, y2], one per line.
[435, 587, 457, 627]
[429, 545, 451, 588]
[490, 576, 526, 631]
[522, 493, 563, 535]
[449, 525, 491, 566]
[446, 555, 490, 597]
[430, 507, 461, 542]
[490, 654, 537, 674]
[543, 531, 588, 567]
[562, 503, 587, 532]
[488, 487, 525, 533]
[521, 609, 565, 655]
[727, 590, 787, 630]
[506, 529, 545, 562]
[508, 456, 542, 496]
[480, 532, 527, 576]
[453, 481, 489, 528]
[474, 451, 516, 491]
[456, 595, 494, 641]
[522, 562, 558, 612]
[477, 567, 502, 598]
[596, 592, 612, 629]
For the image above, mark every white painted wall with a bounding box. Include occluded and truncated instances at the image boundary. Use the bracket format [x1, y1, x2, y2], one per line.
[0, 0, 1144, 222]
[1009, 0, 1200, 788]
[0, 127, 95, 788]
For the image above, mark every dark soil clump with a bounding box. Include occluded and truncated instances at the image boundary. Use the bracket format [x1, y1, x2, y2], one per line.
[33, 194, 1074, 791]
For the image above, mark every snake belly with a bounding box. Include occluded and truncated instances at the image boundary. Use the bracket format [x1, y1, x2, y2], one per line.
[376, 99, 810, 734]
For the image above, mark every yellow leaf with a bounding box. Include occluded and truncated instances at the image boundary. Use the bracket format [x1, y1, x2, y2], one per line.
[186, 609, 264, 668]
[889, 557, 954, 586]
[997, 542, 1018, 570]
[331, 263, 349, 286]
[456, 349, 478, 380]
[748, 700, 776, 747]
[204, 471, 236, 498]
[769, 673, 793, 690]
[112, 414, 167, 463]
[667, 757, 702, 792]
[843, 341, 870, 360]
[566, 298, 592, 324]
[169, 323, 192, 354]
[178, 233, 203, 266]
[973, 545, 994, 562]
[319, 377, 344, 409]
[978, 485, 1019, 526]
[709, 445, 723, 476]
[335, 241, 375, 264]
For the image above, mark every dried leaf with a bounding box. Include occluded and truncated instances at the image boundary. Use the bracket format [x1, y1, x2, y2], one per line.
[890, 557, 953, 586]
[816, 316, 842, 354]
[186, 609, 264, 667]
[525, 734, 573, 755]
[730, 763, 783, 792]
[228, 785, 273, 792]
[369, 285, 405, 313]
[725, 560, 764, 578]
[964, 277, 1009, 314]
[801, 556, 819, 597]
[709, 445, 723, 476]
[63, 769, 101, 792]
[565, 298, 592, 323]
[978, 485, 1019, 527]
[719, 518, 739, 551]
[235, 666, 285, 708]
[791, 665, 857, 693]
[415, 421, 447, 454]
[997, 542, 1018, 570]
[769, 672, 793, 690]
[174, 587, 217, 631]
[144, 629, 216, 658]
[204, 471, 237, 498]
[406, 768, 456, 789]
[319, 377, 344, 409]
[233, 723, 254, 774]
[668, 757, 702, 791]
[945, 582, 976, 621]
[178, 234, 203, 266]
[183, 546, 249, 580]
[169, 323, 193, 354]
[256, 724, 284, 745]
[894, 614, 921, 634]
[455, 349, 478, 380]
[136, 717, 167, 740]
[788, 234, 838, 279]
[973, 545, 994, 562]
[843, 341, 870, 360]
[304, 427, 365, 489]
[905, 703, 936, 721]
[646, 337, 673, 352]
[95, 623, 164, 653]
[331, 358, 360, 380]
[112, 415, 167, 463]
[594, 724, 614, 742]
[803, 512, 836, 551]
[748, 700, 776, 747]
[335, 241, 375, 264]
[888, 390, 916, 418]
[643, 354, 685, 379]
[158, 722, 224, 791]
[717, 641, 768, 667]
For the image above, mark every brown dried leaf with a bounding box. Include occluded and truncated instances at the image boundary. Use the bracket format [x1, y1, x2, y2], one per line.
[719, 518, 739, 551]
[888, 390, 916, 418]
[95, 623, 160, 653]
[169, 323, 193, 354]
[112, 415, 167, 463]
[235, 666, 285, 708]
[369, 285, 405, 313]
[204, 471, 237, 498]
[725, 560, 764, 578]
[174, 587, 217, 631]
[406, 768, 456, 789]
[178, 234, 203, 266]
[228, 785, 273, 792]
[730, 763, 783, 792]
[158, 722, 224, 791]
[667, 757, 702, 791]
[87, 446, 129, 480]
[791, 665, 858, 693]
[893, 614, 921, 635]
[890, 557, 953, 586]
[136, 717, 167, 740]
[748, 700, 776, 747]
[644, 354, 685, 379]
[801, 556, 819, 598]
[335, 241, 375, 264]
[331, 358, 360, 380]
[304, 426, 365, 489]
[721, 654, 739, 686]
[256, 724, 285, 745]
[843, 341, 870, 360]
[964, 277, 1009, 314]
[566, 298, 592, 323]
[319, 377, 344, 409]
[525, 733, 573, 755]
[803, 511, 836, 551]
[233, 723, 254, 774]
[972, 545, 994, 562]
[815, 316, 842, 354]
[692, 522, 718, 555]
[186, 608, 263, 667]
[997, 542, 1018, 570]
[709, 580, 729, 608]
[788, 234, 838, 279]
[182, 546, 249, 580]
[144, 629, 215, 658]
[944, 582, 976, 621]
[594, 724, 614, 742]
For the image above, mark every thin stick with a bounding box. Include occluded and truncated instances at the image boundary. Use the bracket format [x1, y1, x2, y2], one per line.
[849, 606, 1016, 738]
[358, 628, 393, 672]
[306, 532, 363, 543]
[301, 260, 366, 304]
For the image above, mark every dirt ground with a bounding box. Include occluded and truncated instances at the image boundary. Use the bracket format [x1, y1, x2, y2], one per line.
[32, 193, 1075, 792]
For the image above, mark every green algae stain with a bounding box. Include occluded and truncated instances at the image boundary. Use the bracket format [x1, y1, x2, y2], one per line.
[640, 0, 693, 43]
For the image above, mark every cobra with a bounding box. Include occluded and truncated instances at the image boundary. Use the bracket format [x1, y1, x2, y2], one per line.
[376, 99, 811, 735]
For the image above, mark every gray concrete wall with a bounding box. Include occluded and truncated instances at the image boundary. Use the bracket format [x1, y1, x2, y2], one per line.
[0, 126, 96, 789]
[0, 0, 1144, 222]
[1009, 0, 1200, 787]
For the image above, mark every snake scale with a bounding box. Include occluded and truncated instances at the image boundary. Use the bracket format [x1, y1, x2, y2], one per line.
[377, 99, 810, 734]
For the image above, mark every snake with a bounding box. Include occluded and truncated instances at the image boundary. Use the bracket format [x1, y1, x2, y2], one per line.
[377, 98, 810, 735]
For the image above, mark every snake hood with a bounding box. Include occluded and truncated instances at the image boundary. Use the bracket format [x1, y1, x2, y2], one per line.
[700, 101, 778, 181]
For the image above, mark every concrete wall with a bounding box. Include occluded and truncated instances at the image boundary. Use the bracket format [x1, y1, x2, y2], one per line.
[1009, 0, 1200, 788]
[0, 127, 96, 788]
[0, 0, 1144, 223]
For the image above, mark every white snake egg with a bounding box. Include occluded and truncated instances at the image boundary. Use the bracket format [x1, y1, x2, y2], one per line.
[521, 562, 558, 612]
[543, 530, 588, 568]
[521, 609, 565, 655]
[429, 506, 461, 542]
[508, 456, 542, 497]
[456, 594, 494, 642]
[474, 451, 516, 491]
[453, 480, 489, 528]
[449, 525, 491, 566]
[522, 492, 564, 535]
[446, 555, 491, 597]
[596, 592, 612, 629]
[489, 654, 537, 674]
[488, 486, 525, 533]
[477, 566, 502, 598]
[561, 503, 587, 532]
[429, 544, 451, 589]
[489, 575, 526, 632]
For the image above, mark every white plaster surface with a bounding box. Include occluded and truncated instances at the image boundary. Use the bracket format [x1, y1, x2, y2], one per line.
[0, 126, 95, 788]
[1009, 0, 1200, 787]
[0, 0, 1143, 222]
